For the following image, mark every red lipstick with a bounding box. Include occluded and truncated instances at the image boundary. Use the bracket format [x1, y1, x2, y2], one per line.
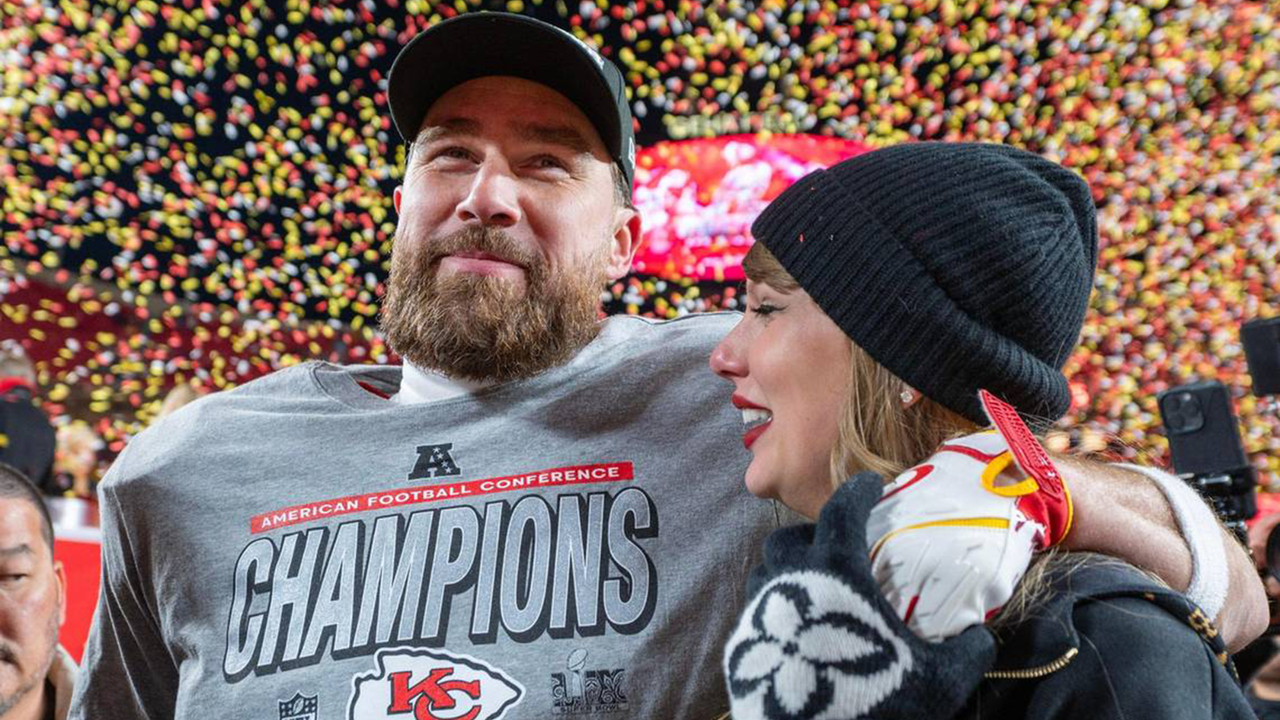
[742, 421, 771, 450]
[733, 394, 772, 449]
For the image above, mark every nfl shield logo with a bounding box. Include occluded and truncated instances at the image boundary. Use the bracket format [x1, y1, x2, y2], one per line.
[279, 693, 317, 720]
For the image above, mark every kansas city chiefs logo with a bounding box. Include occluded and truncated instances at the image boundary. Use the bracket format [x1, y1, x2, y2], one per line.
[349, 648, 524, 720]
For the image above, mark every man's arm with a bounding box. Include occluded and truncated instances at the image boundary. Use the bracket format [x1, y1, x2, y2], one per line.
[68, 469, 179, 719]
[1056, 454, 1268, 652]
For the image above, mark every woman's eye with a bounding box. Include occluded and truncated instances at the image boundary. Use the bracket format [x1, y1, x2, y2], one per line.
[750, 302, 782, 317]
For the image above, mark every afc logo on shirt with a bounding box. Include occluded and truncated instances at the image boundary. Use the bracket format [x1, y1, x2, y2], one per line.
[409, 443, 461, 480]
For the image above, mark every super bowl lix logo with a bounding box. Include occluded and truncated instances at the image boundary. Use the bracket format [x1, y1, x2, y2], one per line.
[550, 649, 627, 714]
[349, 648, 524, 720]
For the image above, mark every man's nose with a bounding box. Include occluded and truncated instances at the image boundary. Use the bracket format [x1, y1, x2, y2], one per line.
[456, 163, 521, 227]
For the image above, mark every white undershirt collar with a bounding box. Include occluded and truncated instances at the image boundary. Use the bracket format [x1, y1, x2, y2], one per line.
[392, 361, 495, 404]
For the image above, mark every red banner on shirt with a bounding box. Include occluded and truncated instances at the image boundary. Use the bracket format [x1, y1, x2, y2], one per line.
[249, 461, 634, 534]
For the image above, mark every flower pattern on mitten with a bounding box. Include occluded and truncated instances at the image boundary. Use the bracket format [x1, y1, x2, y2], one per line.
[726, 571, 913, 719]
[725, 476, 996, 720]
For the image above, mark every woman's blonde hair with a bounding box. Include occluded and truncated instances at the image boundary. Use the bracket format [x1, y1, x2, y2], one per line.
[741, 243, 978, 485]
[826, 343, 980, 485]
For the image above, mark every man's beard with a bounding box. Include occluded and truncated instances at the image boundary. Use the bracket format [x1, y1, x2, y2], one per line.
[0, 611, 58, 716]
[380, 225, 609, 383]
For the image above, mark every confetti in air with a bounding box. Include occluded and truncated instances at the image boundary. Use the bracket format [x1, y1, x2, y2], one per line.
[1, 0, 1276, 484]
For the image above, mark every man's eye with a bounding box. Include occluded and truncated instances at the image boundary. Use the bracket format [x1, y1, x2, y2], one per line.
[0, 574, 26, 583]
[431, 147, 475, 162]
[529, 155, 568, 171]
[750, 303, 782, 316]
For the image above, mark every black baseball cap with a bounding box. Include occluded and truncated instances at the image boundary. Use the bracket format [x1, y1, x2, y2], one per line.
[388, 12, 635, 190]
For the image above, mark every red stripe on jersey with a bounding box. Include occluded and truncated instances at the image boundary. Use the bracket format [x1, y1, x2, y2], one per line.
[938, 443, 1003, 464]
[879, 464, 934, 503]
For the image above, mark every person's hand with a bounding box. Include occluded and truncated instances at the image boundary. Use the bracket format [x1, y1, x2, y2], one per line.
[865, 390, 1072, 641]
[724, 476, 995, 720]
[1247, 510, 1280, 578]
[1247, 510, 1280, 625]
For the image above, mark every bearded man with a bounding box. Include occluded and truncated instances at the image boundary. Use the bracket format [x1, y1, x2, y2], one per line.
[71, 12, 1263, 720]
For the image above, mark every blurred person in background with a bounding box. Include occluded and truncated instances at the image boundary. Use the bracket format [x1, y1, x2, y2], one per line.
[0, 346, 55, 496]
[0, 462, 74, 720]
[1243, 504, 1280, 719]
[155, 384, 201, 421]
[49, 426, 100, 501]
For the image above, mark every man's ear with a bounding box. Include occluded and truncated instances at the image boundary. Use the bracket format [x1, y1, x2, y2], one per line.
[53, 560, 66, 626]
[604, 207, 642, 280]
[393, 186, 402, 215]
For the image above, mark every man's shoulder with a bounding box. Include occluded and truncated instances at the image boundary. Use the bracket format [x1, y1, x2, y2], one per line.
[601, 311, 739, 350]
[98, 362, 337, 489]
[155, 361, 325, 420]
[579, 312, 740, 382]
[217, 360, 333, 398]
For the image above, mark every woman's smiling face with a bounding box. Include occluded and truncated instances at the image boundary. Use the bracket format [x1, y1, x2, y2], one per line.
[709, 279, 853, 519]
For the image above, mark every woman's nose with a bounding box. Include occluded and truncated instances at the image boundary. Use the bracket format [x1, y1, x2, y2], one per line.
[710, 326, 748, 379]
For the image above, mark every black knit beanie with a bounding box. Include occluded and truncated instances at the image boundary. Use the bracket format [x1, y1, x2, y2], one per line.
[751, 142, 1098, 426]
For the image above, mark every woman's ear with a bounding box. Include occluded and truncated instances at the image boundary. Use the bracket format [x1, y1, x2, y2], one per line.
[900, 385, 922, 409]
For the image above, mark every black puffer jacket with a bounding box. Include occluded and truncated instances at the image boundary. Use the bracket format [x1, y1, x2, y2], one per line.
[962, 559, 1252, 719]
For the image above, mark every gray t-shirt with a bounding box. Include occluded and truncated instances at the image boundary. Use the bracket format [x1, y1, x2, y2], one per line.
[71, 314, 782, 720]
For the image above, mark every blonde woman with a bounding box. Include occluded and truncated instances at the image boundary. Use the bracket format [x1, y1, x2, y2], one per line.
[711, 143, 1256, 719]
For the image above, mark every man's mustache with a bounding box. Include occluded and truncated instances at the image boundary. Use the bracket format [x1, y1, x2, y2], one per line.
[420, 225, 542, 271]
